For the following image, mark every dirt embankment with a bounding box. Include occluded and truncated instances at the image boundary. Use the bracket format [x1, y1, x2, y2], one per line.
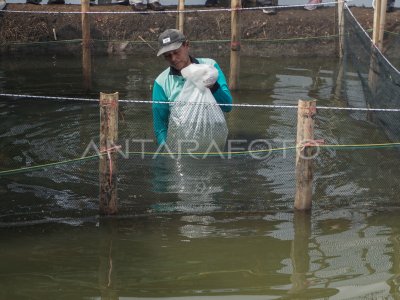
[1, 4, 400, 57]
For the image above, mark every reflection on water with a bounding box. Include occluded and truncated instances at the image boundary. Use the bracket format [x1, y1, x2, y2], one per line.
[1, 52, 400, 298]
[1, 209, 400, 299]
[151, 157, 223, 213]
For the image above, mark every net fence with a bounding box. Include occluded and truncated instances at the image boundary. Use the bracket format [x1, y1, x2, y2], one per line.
[0, 2, 339, 57]
[1, 97, 400, 226]
[344, 5, 400, 141]
[1, 3, 400, 226]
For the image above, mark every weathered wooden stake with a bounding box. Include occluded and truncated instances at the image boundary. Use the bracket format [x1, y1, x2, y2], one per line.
[229, 0, 241, 90]
[337, 0, 345, 58]
[294, 100, 316, 210]
[99, 92, 119, 215]
[177, 0, 185, 33]
[82, 0, 92, 91]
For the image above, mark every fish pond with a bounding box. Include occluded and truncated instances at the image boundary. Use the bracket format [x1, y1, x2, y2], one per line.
[1, 50, 400, 299]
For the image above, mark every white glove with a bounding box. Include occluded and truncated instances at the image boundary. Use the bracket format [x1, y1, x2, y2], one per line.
[181, 64, 219, 90]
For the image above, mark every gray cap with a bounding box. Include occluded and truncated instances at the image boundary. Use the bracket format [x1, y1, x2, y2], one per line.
[157, 29, 186, 57]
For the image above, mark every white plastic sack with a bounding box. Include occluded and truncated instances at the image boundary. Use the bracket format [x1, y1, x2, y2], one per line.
[167, 68, 228, 153]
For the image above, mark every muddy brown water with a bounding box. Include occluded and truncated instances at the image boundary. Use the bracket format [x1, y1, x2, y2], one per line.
[1, 51, 400, 298]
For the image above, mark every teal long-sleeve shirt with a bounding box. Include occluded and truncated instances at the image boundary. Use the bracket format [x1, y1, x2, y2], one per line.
[152, 57, 233, 145]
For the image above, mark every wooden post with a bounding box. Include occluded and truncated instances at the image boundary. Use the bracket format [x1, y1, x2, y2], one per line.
[229, 0, 241, 90]
[369, 0, 387, 94]
[99, 92, 119, 215]
[372, 0, 382, 47]
[177, 0, 185, 33]
[377, 0, 388, 50]
[337, 0, 345, 58]
[294, 100, 316, 210]
[82, 0, 92, 91]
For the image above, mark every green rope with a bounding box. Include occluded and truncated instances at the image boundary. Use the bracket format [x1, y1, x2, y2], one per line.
[0, 34, 339, 47]
[239, 34, 338, 43]
[365, 28, 400, 36]
[1, 142, 400, 177]
[0, 154, 100, 177]
[384, 30, 400, 36]
[0, 39, 83, 46]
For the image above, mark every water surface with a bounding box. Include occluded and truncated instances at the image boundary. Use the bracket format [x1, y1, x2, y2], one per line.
[1, 52, 400, 299]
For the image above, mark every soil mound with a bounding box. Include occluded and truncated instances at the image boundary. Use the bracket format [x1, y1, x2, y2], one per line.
[0, 4, 399, 57]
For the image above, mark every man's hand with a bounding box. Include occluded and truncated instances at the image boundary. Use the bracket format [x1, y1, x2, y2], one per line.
[181, 64, 219, 90]
[201, 65, 218, 88]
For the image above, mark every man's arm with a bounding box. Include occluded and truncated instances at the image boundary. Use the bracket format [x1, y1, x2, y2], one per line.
[210, 63, 233, 112]
[152, 81, 170, 145]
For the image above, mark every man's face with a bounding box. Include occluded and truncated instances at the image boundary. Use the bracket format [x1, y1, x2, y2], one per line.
[163, 42, 191, 71]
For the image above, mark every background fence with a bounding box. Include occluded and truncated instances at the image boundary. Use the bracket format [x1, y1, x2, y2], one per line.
[1, 2, 400, 226]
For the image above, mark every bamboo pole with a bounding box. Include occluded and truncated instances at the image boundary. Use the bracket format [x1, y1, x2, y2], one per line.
[99, 92, 119, 215]
[337, 0, 345, 58]
[81, 0, 92, 91]
[294, 100, 316, 211]
[177, 0, 185, 33]
[229, 0, 241, 90]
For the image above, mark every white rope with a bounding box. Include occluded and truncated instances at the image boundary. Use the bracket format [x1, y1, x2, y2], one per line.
[0, 93, 97, 102]
[0, 0, 343, 15]
[344, 2, 400, 75]
[316, 106, 400, 112]
[1, 93, 400, 112]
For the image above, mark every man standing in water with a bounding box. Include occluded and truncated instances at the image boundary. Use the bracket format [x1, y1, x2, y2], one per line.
[242, 0, 279, 15]
[152, 29, 233, 146]
[305, 0, 395, 12]
[387, 0, 396, 12]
